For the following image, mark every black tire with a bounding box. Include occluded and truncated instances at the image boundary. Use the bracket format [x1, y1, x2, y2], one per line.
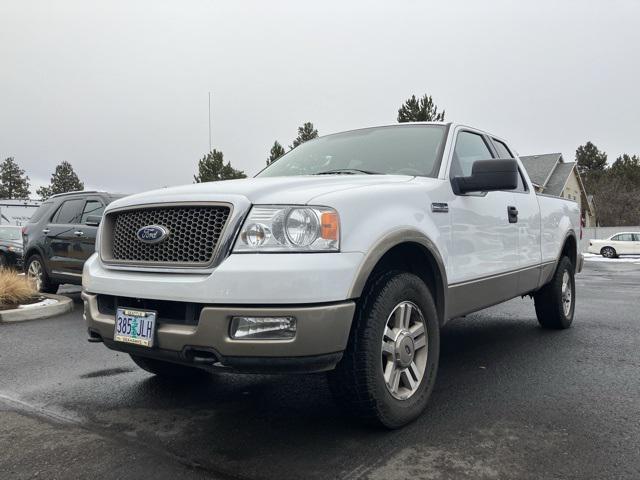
[534, 256, 575, 329]
[130, 354, 209, 379]
[328, 271, 440, 429]
[601, 246, 617, 258]
[25, 254, 59, 293]
[0, 253, 6, 269]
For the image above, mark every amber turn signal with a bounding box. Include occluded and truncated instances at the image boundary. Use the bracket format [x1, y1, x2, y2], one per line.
[320, 211, 339, 241]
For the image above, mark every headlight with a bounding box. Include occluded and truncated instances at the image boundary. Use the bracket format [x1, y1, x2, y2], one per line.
[233, 205, 339, 252]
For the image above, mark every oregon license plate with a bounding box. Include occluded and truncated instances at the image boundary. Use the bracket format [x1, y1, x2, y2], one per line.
[114, 308, 157, 348]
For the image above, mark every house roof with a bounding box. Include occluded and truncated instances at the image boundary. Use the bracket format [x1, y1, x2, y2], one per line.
[519, 153, 562, 187]
[520, 152, 596, 217]
[544, 161, 576, 196]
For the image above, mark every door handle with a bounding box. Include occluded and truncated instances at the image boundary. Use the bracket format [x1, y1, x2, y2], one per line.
[508, 206, 519, 223]
[42, 229, 50, 235]
[74, 230, 84, 237]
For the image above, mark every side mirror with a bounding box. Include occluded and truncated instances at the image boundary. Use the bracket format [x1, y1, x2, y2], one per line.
[84, 215, 102, 227]
[451, 159, 518, 195]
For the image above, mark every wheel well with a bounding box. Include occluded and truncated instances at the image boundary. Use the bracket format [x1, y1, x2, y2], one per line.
[24, 249, 43, 269]
[561, 235, 577, 271]
[25, 249, 38, 261]
[364, 242, 446, 325]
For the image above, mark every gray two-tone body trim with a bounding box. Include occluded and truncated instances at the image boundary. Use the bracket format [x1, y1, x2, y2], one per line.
[446, 262, 555, 319]
[347, 228, 448, 324]
[348, 227, 579, 324]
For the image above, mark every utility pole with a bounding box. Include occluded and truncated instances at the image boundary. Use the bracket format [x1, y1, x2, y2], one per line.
[208, 92, 212, 153]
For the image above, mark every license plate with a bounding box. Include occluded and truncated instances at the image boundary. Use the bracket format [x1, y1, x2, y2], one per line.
[114, 308, 157, 348]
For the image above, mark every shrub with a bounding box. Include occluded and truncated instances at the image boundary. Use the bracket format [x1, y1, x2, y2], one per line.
[0, 270, 38, 307]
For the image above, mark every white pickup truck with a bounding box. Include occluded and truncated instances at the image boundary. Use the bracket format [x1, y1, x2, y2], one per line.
[83, 122, 582, 428]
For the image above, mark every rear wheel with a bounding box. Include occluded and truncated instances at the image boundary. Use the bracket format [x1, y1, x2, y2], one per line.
[534, 256, 575, 329]
[328, 271, 440, 429]
[601, 246, 617, 258]
[130, 354, 209, 379]
[26, 254, 58, 293]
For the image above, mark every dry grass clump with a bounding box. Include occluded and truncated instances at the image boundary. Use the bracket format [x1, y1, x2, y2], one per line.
[0, 270, 38, 307]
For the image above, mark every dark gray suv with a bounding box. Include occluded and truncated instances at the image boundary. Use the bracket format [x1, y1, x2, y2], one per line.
[22, 191, 123, 293]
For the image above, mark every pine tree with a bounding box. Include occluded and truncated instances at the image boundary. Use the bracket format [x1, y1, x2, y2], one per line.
[397, 94, 445, 122]
[290, 122, 319, 149]
[575, 141, 608, 175]
[266, 141, 286, 166]
[611, 154, 640, 183]
[193, 149, 246, 183]
[0, 157, 31, 199]
[36, 161, 84, 200]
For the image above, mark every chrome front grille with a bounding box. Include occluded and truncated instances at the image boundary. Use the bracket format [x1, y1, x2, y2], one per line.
[104, 204, 231, 267]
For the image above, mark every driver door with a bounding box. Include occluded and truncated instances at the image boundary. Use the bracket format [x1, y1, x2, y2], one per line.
[447, 128, 519, 316]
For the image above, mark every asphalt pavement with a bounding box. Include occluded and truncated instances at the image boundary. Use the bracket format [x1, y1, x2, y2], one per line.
[1, 259, 639, 480]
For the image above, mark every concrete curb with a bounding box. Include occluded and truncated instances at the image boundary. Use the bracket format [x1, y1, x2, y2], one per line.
[0, 294, 74, 323]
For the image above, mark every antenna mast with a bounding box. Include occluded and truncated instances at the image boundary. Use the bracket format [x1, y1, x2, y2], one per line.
[208, 92, 212, 152]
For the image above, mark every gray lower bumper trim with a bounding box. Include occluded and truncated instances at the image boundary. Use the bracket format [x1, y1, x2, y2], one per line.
[99, 334, 342, 373]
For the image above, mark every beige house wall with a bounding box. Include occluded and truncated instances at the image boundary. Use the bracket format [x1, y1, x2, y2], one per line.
[560, 170, 596, 227]
[561, 170, 581, 204]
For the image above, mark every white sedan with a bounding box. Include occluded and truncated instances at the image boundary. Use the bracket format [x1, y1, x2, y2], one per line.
[587, 232, 640, 258]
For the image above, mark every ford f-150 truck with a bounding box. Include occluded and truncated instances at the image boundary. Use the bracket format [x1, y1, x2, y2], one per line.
[83, 122, 582, 428]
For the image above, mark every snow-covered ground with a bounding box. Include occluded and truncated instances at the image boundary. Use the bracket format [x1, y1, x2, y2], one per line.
[583, 253, 640, 264]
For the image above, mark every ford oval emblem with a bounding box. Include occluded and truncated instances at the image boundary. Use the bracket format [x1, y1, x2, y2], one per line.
[136, 225, 169, 244]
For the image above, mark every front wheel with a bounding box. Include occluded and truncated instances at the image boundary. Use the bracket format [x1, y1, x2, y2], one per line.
[534, 256, 575, 329]
[328, 271, 440, 429]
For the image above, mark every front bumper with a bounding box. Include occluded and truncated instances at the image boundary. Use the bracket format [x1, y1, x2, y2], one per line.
[83, 292, 355, 373]
[83, 251, 364, 305]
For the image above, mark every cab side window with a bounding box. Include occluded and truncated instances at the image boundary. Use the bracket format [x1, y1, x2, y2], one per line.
[491, 138, 528, 193]
[81, 200, 104, 224]
[450, 131, 494, 178]
[51, 199, 85, 224]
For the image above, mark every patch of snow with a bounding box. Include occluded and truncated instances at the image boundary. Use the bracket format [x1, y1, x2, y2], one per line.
[583, 253, 640, 263]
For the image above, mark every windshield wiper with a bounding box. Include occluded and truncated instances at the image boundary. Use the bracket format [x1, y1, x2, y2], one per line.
[313, 168, 380, 175]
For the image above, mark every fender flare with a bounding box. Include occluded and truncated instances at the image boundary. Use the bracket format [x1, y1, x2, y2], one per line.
[540, 229, 579, 286]
[347, 228, 448, 323]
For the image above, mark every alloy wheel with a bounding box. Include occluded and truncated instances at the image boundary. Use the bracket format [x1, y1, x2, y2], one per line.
[381, 301, 428, 400]
[561, 270, 572, 316]
[27, 259, 43, 292]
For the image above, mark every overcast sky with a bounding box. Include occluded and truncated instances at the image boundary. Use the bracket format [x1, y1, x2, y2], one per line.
[1, 0, 639, 196]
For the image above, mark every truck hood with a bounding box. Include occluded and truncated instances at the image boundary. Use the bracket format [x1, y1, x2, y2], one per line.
[108, 175, 414, 210]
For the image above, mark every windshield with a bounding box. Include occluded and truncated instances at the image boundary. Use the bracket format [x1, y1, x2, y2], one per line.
[0, 227, 22, 241]
[258, 125, 447, 178]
